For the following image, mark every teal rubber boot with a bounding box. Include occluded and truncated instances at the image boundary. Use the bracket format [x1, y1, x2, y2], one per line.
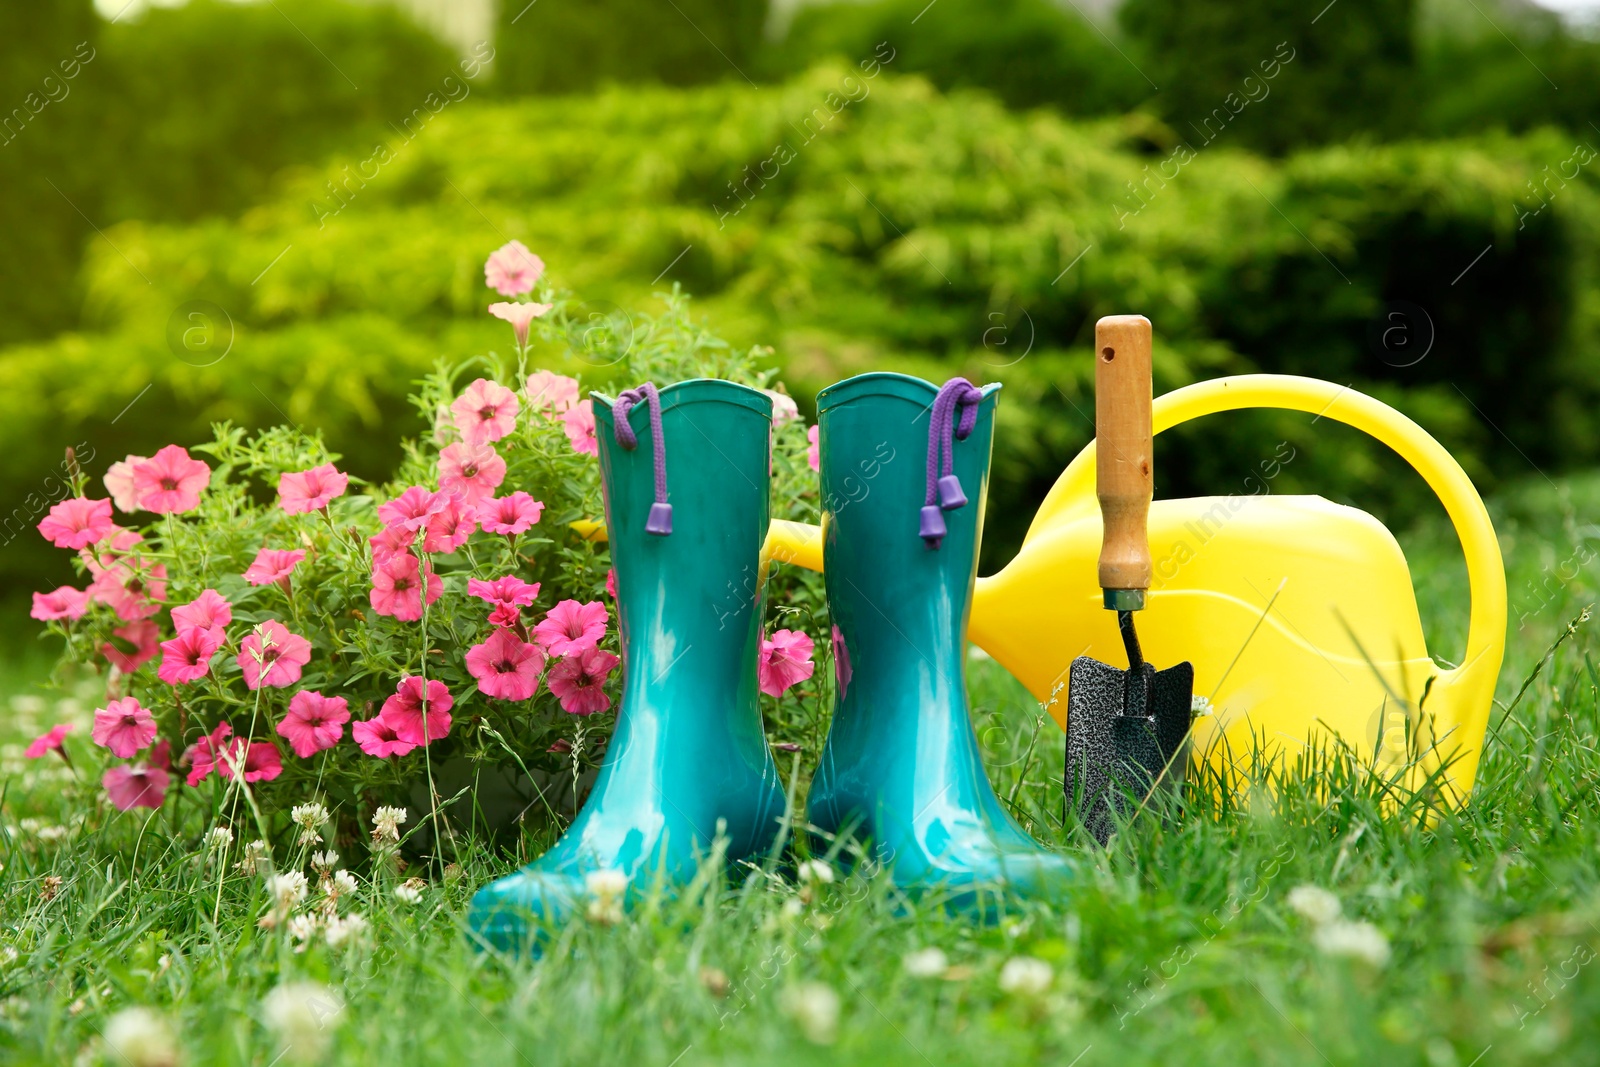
[469, 379, 786, 950]
[806, 373, 1076, 907]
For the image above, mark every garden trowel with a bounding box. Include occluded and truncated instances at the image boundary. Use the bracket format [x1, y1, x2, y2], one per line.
[1064, 315, 1194, 844]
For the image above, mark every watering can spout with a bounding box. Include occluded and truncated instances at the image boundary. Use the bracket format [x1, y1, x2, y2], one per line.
[758, 374, 1507, 807]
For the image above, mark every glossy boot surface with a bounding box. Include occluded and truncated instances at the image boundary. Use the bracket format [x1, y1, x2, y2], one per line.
[469, 380, 785, 950]
[806, 373, 1075, 906]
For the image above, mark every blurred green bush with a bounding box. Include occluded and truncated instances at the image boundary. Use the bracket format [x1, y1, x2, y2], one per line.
[769, 0, 1148, 117]
[97, 0, 462, 223]
[0, 1, 101, 347]
[0, 0, 459, 348]
[1119, 0, 1418, 153]
[3, 70, 1596, 626]
[492, 0, 768, 93]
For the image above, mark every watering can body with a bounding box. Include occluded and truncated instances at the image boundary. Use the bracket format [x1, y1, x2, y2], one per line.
[764, 375, 1506, 806]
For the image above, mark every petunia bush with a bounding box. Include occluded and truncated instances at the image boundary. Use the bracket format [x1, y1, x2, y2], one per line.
[23, 246, 826, 858]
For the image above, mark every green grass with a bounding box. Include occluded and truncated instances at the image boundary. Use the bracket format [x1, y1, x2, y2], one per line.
[3, 473, 1600, 1066]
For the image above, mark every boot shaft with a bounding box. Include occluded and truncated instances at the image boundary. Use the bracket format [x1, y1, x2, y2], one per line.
[816, 373, 1001, 711]
[593, 379, 773, 686]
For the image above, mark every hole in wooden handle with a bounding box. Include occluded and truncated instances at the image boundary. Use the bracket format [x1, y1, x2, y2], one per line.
[1101, 346, 1115, 361]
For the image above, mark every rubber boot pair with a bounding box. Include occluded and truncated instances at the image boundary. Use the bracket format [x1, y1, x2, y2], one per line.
[469, 375, 1071, 950]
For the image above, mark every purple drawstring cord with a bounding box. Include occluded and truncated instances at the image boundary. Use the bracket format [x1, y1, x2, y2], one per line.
[919, 377, 983, 548]
[614, 382, 672, 536]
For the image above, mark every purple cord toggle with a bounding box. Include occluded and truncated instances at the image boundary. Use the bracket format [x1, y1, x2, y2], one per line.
[920, 377, 983, 548]
[614, 382, 672, 536]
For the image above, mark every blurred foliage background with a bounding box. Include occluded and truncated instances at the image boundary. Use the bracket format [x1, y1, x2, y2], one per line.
[3, 0, 1598, 637]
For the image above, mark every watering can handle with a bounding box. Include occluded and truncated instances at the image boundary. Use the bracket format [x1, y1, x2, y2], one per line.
[1024, 374, 1507, 727]
[759, 374, 1505, 722]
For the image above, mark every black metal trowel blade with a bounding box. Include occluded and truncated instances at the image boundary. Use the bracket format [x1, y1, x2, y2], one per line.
[1064, 654, 1194, 845]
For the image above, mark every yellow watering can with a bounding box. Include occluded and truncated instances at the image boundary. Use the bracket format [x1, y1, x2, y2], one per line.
[762, 374, 1507, 806]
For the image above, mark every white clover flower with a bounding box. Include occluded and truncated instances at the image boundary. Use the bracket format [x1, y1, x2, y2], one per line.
[1191, 694, 1214, 717]
[781, 982, 840, 1045]
[1287, 885, 1342, 926]
[311, 850, 338, 872]
[287, 914, 320, 949]
[902, 947, 949, 979]
[204, 826, 233, 851]
[36, 826, 68, 844]
[266, 872, 309, 909]
[291, 803, 330, 830]
[370, 806, 407, 844]
[262, 981, 344, 1061]
[17, 819, 40, 835]
[796, 860, 835, 885]
[584, 868, 628, 925]
[998, 956, 1053, 996]
[237, 840, 270, 876]
[394, 878, 426, 905]
[584, 868, 627, 898]
[330, 870, 359, 898]
[324, 912, 368, 948]
[102, 1006, 178, 1067]
[0, 946, 19, 968]
[1313, 920, 1391, 967]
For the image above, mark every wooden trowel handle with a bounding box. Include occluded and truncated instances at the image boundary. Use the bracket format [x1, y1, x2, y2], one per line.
[1095, 315, 1153, 602]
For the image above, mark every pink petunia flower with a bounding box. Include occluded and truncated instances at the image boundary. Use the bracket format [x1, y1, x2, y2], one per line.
[478, 492, 544, 536]
[764, 390, 801, 427]
[216, 737, 283, 783]
[484, 240, 545, 297]
[148, 739, 172, 772]
[87, 556, 167, 622]
[378, 486, 447, 532]
[278, 463, 349, 514]
[605, 568, 618, 599]
[369, 523, 413, 563]
[451, 379, 521, 448]
[422, 492, 479, 553]
[547, 647, 621, 716]
[101, 619, 161, 673]
[489, 301, 554, 349]
[92, 696, 157, 758]
[132, 445, 212, 514]
[104, 456, 147, 513]
[351, 713, 417, 759]
[276, 691, 350, 758]
[465, 629, 547, 701]
[103, 764, 170, 811]
[533, 599, 609, 657]
[379, 676, 453, 746]
[561, 400, 598, 456]
[37, 497, 115, 549]
[369, 552, 442, 621]
[183, 722, 232, 786]
[172, 589, 232, 635]
[467, 575, 541, 609]
[525, 370, 581, 416]
[25, 724, 73, 759]
[157, 625, 221, 686]
[438, 442, 506, 504]
[32, 586, 89, 622]
[243, 547, 307, 589]
[757, 629, 816, 697]
[237, 620, 312, 690]
[832, 625, 852, 700]
[80, 526, 143, 572]
[488, 603, 521, 628]
[807, 424, 820, 472]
